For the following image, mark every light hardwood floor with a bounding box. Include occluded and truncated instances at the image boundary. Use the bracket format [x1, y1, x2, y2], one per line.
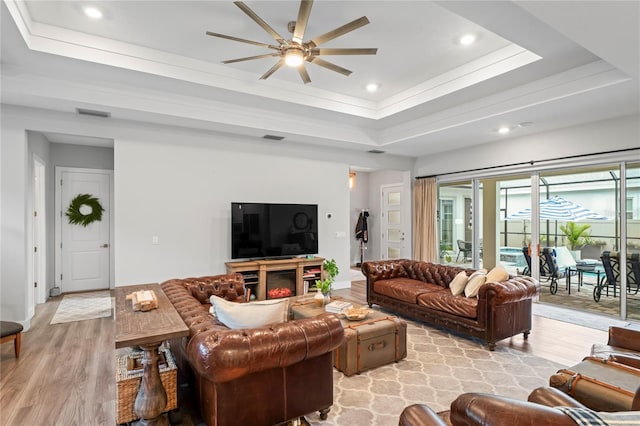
[1, 282, 608, 425]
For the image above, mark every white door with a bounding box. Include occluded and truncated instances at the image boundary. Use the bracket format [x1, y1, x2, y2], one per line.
[59, 170, 111, 293]
[381, 185, 408, 260]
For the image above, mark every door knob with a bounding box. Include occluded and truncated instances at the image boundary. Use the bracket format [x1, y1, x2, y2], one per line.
[101, 243, 109, 248]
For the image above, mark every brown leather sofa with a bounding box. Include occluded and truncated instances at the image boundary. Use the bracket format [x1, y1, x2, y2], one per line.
[398, 386, 640, 426]
[160, 274, 344, 426]
[362, 260, 539, 350]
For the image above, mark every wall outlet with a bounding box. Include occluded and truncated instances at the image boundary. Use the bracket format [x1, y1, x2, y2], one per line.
[335, 231, 346, 239]
[152, 236, 159, 245]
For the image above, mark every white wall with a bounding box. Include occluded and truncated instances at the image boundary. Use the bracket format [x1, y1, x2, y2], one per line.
[115, 138, 352, 287]
[414, 114, 640, 177]
[1, 125, 29, 325]
[1, 104, 415, 326]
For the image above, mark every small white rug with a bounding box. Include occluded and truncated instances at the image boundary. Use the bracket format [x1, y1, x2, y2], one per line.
[50, 290, 113, 324]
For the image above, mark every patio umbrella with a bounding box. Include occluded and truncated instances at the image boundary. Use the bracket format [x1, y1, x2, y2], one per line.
[505, 195, 608, 246]
[506, 195, 608, 221]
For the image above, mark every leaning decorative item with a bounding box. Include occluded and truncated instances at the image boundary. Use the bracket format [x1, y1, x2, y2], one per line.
[66, 193, 104, 227]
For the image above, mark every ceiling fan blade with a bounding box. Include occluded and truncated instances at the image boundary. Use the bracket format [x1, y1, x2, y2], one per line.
[308, 16, 370, 48]
[308, 57, 352, 76]
[310, 48, 378, 56]
[206, 32, 279, 50]
[234, 1, 287, 45]
[259, 59, 285, 80]
[292, 0, 313, 44]
[297, 65, 312, 84]
[222, 53, 281, 64]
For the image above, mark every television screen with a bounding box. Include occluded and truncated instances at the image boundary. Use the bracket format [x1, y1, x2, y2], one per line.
[231, 202, 318, 259]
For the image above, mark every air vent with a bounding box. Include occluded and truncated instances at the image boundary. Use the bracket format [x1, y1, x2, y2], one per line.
[262, 134, 285, 141]
[76, 108, 111, 118]
[368, 149, 385, 154]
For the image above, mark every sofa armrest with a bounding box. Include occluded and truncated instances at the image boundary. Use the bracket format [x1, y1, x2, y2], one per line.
[186, 313, 344, 383]
[362, 260, 409, 281]
[608, 326, 640, 352]
[399, 404, 448, 426]
[450, 392, 576, 426]
[478, 275, 540, 304]
[528, 386, 586, 408]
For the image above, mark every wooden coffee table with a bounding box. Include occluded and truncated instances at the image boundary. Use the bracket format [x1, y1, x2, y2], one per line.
[115, 283, 189, 425]
[290, 296, 407, 376]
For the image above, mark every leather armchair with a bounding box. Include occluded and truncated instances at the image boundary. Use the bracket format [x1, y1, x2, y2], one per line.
[161, 274, 344, 426]
[398, 386, 640, 426]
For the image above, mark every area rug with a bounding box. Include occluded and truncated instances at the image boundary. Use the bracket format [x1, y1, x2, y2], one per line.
[305, 319, 564, 426]
[533, 302, 629, 332]
[50, 290, 113, 324]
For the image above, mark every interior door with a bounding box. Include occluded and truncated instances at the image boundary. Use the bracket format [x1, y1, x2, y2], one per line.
[381, 185, 407, 260]
[60, 170, 111, 293]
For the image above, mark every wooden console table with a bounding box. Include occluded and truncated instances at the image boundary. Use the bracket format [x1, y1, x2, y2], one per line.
[115, 283, 189, 425]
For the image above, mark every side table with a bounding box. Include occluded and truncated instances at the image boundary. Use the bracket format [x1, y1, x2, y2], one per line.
[115, 284, 189, 425]
[290, 297, 407, 376]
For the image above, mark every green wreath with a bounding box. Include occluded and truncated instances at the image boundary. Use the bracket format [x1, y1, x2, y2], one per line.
[66, 193, 105, 227]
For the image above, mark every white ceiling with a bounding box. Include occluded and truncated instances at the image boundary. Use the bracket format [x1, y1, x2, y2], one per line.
[2, 1, 639, 158]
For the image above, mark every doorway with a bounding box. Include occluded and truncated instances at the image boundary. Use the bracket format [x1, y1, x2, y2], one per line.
[55, 167, 114, 293]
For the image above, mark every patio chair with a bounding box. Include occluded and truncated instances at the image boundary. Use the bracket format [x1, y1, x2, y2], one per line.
[596, 251, 640, 302]
[456, 239, 472, 262]
[521, 246, 566, 294]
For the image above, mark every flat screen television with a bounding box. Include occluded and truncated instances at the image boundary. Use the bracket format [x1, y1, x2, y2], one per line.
[231, 202, 318, 259]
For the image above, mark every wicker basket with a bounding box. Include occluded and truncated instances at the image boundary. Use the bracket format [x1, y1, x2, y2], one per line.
[116, 346, 178, 424]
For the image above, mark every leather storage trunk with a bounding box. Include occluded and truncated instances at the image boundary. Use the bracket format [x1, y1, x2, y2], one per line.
[334, 315, 407, 376]
[549, 356, 640, 411]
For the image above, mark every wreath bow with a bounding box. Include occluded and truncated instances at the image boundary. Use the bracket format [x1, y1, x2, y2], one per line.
[66, 193, 105, 227]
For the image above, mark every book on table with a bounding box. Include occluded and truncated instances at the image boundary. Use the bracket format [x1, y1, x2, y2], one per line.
[325, 300, 353, 313]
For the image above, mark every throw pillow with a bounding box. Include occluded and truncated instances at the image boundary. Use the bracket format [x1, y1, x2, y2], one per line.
[449, 271, 469, 296]
[486, 266, 509, 283]
[464, 270, 487, 298]
[209, 295, 289, 329]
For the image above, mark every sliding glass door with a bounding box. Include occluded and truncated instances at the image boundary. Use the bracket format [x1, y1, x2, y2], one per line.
[626, 163, 640, 321]
[436, 159, 638, 321]
[438, 180, 482, 268]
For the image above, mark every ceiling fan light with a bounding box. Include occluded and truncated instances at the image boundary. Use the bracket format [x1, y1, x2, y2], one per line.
[285, 50, 304, 67]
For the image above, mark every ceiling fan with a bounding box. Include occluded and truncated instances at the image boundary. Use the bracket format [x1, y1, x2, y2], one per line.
[206, 0, 377, 84]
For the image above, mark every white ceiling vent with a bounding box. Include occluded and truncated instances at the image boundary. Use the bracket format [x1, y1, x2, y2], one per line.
[76, 108, 111, 118]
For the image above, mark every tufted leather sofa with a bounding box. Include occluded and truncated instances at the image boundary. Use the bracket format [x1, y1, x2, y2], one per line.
[362, 260, 540, 350]
[160, 273, 344, 426]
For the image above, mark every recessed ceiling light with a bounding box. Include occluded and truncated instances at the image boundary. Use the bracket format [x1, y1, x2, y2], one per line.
[459, 34, 476, 46]
[365, 83, 379, 92]
[497, 126, 511, 135]
[84, 7, 103, 19]
[518, 121, 534, 128]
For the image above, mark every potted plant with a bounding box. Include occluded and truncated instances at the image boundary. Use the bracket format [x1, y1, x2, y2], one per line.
[439, 242, 452, 263]
[559, 221, 591, 260]
[314, 258, 339, 306]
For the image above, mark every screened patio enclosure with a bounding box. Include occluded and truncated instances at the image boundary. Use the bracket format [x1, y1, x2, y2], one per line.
[437, 162, 640, 321]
